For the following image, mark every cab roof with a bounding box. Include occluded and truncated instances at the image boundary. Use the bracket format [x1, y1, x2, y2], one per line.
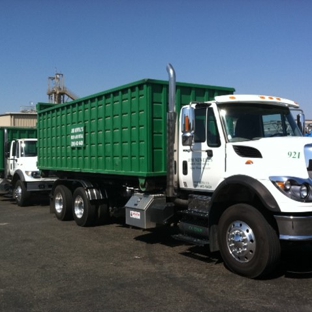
[214, 94, 299, 108]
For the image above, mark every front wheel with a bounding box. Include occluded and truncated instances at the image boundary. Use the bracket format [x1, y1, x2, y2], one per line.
[72, 187, 96, 227]
[218, 204, 281, 278]
[13, 180, 30, 207]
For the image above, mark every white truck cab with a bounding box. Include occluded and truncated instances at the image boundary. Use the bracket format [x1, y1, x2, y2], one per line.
[173, 94, 312, 277]
[179, 94, 305, 193]
[4, 138, 55, 206]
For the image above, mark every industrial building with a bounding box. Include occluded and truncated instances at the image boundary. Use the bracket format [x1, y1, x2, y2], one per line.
[0, 111, 37, 127]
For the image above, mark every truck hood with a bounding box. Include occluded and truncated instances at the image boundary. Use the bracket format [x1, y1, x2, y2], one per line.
[227, 137, 312, 179]
[16, 156, 39, 172]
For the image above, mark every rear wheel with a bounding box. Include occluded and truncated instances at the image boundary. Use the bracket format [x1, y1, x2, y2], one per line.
[53, 185, 73, 221]
[218, 203, 281, 278]
[72, 187, 96, 227]
[13, 180, 30, 207]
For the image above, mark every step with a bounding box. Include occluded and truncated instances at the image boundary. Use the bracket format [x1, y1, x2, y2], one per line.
[179, 209, 209, 219]
[172, 233, 209, 246]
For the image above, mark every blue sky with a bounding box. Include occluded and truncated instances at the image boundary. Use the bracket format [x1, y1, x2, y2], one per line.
[1, 0, 312, 117]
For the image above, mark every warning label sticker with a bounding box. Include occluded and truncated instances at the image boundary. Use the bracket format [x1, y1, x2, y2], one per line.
[130, 211, 140, 219]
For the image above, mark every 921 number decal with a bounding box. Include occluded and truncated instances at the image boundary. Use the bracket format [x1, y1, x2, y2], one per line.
[288, 151, 301, 159]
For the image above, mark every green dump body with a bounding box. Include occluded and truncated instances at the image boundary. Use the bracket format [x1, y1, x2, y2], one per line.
[37, 79, 234, 179]
[0, 127, 37, 174]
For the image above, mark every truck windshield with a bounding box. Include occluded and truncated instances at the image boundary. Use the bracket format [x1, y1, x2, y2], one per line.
[21, 141, 37, 157]
[219, 103, 303, 142]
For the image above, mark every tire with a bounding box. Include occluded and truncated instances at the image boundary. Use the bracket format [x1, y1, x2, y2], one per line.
[13, 180, 30, 207]
[53, 185, 73, 221]
[218, 203, 281, 278]
[72, 187, 96, 227]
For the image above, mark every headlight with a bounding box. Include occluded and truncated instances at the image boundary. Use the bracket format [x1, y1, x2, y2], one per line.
[300, 184, 309, 199]
[25, 171, 41, 178]
[284, 180, 291, 191]
[270, 177, 312, 202]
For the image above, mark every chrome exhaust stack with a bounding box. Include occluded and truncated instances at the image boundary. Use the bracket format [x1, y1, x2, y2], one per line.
[166, 63, 176, 198]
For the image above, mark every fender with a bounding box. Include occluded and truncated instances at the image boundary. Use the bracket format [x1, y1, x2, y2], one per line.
[52, 178, 106, 202]
[13, 170, 26, 183]
[211, 174, 280, 212]
[208, 174, 280, 253]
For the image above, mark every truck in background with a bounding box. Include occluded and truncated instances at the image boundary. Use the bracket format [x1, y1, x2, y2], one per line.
[36, 65, 312, 278]
[0, 127, 55, 206]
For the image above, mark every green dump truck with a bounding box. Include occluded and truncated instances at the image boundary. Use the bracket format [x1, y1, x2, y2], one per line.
[0, 127, 55, 206]
[37, 65, 312, 278]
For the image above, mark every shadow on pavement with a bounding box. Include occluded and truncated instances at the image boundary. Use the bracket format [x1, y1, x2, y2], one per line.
[133, 227, 312, 280]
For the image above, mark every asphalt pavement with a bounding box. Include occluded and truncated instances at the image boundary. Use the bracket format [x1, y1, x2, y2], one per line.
[1, 195, 312, 312]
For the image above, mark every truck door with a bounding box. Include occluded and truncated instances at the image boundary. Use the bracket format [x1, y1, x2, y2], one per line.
[8, 140, 19, 177]
[179, 107, 225, 191]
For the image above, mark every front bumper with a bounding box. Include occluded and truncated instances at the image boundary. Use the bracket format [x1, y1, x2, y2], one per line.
[275, 215, 312, 241]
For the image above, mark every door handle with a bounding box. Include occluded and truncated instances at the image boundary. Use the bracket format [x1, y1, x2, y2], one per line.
[182, 161, 188, 175]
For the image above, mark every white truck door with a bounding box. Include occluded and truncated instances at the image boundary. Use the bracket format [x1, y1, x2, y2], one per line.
[8, 140, 18, 176]
[179, 107, 226, 191]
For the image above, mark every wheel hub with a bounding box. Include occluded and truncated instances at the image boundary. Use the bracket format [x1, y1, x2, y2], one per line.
[15, 186, 22, 202]
[226, 221, 256, 263]
[55, 193, 63, 214]
[74, 195, 84, 218]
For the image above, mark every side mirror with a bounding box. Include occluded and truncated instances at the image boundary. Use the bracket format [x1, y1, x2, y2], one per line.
[181, 106, 195, 146]
[291, 108, 305, 135]
[296, 112, 305, 135]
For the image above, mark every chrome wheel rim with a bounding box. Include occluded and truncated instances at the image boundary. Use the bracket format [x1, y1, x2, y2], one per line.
[74, 195, 84, 219]
[226, 220, 256, 263]
[15, 185, 22, 202]
[55, 192, 63, 214]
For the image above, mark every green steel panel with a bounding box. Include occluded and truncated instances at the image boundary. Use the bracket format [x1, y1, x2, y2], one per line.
[0, 127, 37, 173]
[37, 79, 234, 178]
